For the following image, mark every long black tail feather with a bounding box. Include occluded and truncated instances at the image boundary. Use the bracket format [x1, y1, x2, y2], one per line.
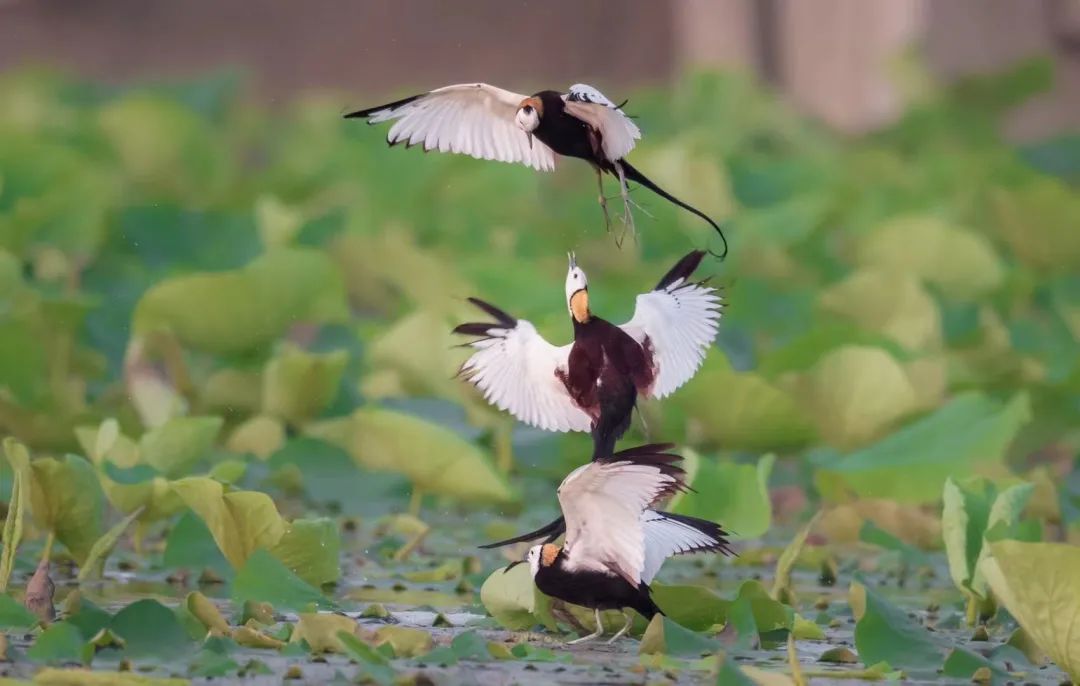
[617, 159, 729, 260]
[478, 516, 567, 549]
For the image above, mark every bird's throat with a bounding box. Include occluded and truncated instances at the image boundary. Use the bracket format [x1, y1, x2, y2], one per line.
[570, 291, 591, 323]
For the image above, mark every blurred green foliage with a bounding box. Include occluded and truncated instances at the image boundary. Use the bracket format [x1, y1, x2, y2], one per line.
[0, 58, 1079, 657]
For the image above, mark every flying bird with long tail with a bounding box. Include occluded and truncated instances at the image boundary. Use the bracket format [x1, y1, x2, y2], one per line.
[345, 83, 728, 257]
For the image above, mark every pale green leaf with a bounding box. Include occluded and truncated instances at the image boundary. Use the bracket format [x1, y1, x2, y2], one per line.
[171, 477, 286, 569]
[306, 407, 515, 504]
[77, 507, 143, 582]
[669, 451, 773, 540]
[0, 438, 31, 592]
[133, 248, 348, 355]
[815, 392, 1031, 503]
[856, 215, 1004, 299]
[262, 347, 347, 425]
[139, 416, 223, 479]
[983, 541, 1080, 681]
[791, 345, 919, 449]
[29, 455, 105, 564]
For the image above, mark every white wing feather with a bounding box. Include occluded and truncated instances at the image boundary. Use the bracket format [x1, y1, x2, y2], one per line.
[458, 320, 591, 433]
[364, 83, 557, 171]
[640, 512, 725, 584]
[621, 278, 722, 399]
[563, 83, 641, 161]
[557, 457, 683, 586]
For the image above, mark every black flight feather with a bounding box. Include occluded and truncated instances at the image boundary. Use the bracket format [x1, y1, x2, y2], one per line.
[343, 93, 424, 120]
[654, 250, 706, 291]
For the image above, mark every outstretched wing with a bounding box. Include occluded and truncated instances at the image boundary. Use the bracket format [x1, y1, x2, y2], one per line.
[563, 83, 641, 161]
[558, 444, 688, 586]
[454, 298, 590, 432]
[346, 83, 557, 171]
[640, 511, 733, 584]
[620, 251, 722, 399]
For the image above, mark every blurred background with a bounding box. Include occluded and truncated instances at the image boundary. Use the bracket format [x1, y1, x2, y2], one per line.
[1, 0, 1079, 580]
[3, 0, 1080, 139]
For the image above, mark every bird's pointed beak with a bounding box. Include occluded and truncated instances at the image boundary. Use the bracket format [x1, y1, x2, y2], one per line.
[526, 132, 533, 150]
[568, 251, 577, 269]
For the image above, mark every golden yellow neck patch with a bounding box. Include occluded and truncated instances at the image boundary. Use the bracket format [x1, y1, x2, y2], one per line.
[570, 290, 590, 323]
[540, 544, 560, 567]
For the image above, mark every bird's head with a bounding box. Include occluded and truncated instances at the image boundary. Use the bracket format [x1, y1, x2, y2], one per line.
[515, 97, 542, 147]
[527, 544, 560, 577]
[565, 252, 590, 323]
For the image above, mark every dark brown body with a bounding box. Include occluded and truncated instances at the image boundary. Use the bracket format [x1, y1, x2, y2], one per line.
[530, 90, 611, 169]
[558, 316, 654, 460]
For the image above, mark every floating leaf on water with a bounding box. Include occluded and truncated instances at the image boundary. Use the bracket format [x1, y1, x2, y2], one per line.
[849, 580, 943, 670]
[818, 646, 858, 663]
[232, 625, 285, 650]
[109, 599, 194, 660]
[32, 668, 189, 685]
[232, 549, 334, 612]
[337, 631, 396, 685]
[0, 592, 38, 629]
[639, 615, 718, 657]
[185, 591, 229, 635]
[290, 612, 359, 653]
[27, 621, 88, 665]
[982, 541, 1080, 681]
[373, 625, 433, 658]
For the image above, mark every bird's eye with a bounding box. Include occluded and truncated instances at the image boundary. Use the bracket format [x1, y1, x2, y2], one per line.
[522, 105, 533, 114]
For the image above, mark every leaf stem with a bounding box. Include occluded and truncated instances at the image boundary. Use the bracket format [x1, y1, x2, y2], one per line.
[408, 489, 424, 517]
[494, 422, 513, 475]
[40, 531, 55, 565]
[392, 523, 430, 562]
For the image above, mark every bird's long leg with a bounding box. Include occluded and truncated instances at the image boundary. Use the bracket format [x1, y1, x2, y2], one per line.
[567, 608, 605, 645]
[614, 161, 637, 247]
[606, 610, 634, 644]
[596, 168, 612, 233]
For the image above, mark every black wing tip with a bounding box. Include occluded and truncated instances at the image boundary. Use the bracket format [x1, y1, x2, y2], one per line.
[654, 511, 737, 557]
[452, 322, 494, 337]
[342, 92, 425, 120]
[465, 297, 518, 328]
[655, 250, 707, 291]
